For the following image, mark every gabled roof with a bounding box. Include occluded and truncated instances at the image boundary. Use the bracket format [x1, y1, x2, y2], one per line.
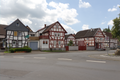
[65, 34, 75, 39]
[5, 19, 29, 31]
[36, 27, 45, 32]
[75, 28, 99, 39]
[0, 24, 7, 35]
[26, 26, 33, 32]
[42, 21, 67, 33]
[103, 32, 114, 39]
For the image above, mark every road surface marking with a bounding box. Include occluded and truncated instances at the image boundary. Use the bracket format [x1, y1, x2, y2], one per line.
[58, 58, 72, 61]
[86, 60, 106, 63]
[0, 56, 4, 58]
[13, 56, 24, 58]
[34, 57, 46, 59]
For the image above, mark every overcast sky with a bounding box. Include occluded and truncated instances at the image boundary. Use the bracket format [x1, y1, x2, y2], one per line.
[0, 0, 120, 34]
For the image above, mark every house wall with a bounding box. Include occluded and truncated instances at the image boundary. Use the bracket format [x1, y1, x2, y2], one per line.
[6, 30, 28, 48]
[36, 28, 45, 37]
[76, 37, 95, 46]
[66, 35, 76, 46]
[39, 39, 49, 50]
[49, 23, 65, 49]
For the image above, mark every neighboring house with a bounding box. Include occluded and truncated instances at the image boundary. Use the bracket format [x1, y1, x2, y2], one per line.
[30, 21, 67, 50]
[0, 24, 7, 49]
[4, 19, 32, 48]
[65, 34, 76, 46]
[103, 32, 118, 49]
[75, 28, 105, 50]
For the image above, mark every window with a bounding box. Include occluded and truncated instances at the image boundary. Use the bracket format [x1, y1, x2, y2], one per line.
[55, 33, 57, 36]
[31, 34, 35, 36]
[40, 33, 42, 36]
[18, 41, 22, 46]
[43, 41, 45, 44]
[12, 41, 16, 45]
[58, 33, 60, 37]
[18, 31, 22, 36]
[16, 23, 20, 26]
[14, 31, 17, 36]
[56, 25, 58, 29]
[59, 41, 61, 45]
[46, 41, 48, 44]
[54, 41, 56, 45]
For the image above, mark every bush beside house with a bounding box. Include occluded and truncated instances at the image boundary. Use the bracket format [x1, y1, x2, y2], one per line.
[9, 46, 32, 53]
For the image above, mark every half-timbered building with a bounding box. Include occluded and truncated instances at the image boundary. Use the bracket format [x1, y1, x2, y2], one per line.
[103, 32, 118, 49]
[35, 21, 67, 50]
[0, 24, 7, 49]
[65, 34, 76, 46]
[5, 19, 32, 48]
[75, 28, 105, 50]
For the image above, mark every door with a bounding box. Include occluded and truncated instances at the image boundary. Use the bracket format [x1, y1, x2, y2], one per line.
[65, 46, 69, 51]
[30, 42, 38, 50]
[78, 41, 86, 50]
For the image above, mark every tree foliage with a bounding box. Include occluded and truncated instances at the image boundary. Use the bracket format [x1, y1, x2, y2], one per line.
[103, 28, 111, 32]
[111, 17, 120, 41]
[68, 40, 73, 46]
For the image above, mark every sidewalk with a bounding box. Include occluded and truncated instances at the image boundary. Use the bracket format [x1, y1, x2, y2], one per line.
[0, 50, 56, 55]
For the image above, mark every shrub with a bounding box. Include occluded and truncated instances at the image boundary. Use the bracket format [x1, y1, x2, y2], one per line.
[115, 49, 120, 56]
[9, 47, 32, 53]
[9, 48, 16, 53]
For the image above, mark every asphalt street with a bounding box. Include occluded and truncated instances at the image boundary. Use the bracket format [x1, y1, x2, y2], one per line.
[0, 50, 120, 80]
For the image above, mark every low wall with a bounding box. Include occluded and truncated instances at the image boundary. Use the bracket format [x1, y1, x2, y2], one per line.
[69, 46, 78, 51]
[86, 46, 95, 50]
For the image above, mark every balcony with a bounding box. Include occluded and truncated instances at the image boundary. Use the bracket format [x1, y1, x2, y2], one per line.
[29, 37, 39, 40]
[39, 36, 49, 39]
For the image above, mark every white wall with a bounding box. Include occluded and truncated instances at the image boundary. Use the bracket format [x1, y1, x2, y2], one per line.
[69, 46, 78, 50]
[40, 39, 49, 50]
[36, 28, 45, 37]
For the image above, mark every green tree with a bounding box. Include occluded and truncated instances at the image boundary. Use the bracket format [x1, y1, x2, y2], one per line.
[68, 40, 73, 46]
[103, 26, 111, 32]
[111, 17, 120, 41]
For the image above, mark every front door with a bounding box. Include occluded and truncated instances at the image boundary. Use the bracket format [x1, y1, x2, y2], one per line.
[96, 43, 101, 49]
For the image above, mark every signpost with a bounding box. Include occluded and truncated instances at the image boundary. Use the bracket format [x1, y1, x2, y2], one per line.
[8, 38, 10, 51]
[106, 44, 110, 55]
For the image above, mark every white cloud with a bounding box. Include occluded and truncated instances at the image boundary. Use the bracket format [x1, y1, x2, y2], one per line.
[0, 0, 79, 33]
[82, 24, 89, 30]
[101, 21, 106, 25]
[79, 0, 91, 8]
[21, 19, 32, 25]
[108, 8, 117, 12]
[108, 20, 113, 26]
[61, 24, 77, 34]
[108, 4, 120, 12]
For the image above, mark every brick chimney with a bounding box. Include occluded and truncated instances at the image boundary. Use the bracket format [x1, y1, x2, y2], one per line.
[44, 24, 46, 28]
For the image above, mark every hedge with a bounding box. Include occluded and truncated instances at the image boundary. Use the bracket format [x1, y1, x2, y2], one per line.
[9, 46, 32, 53]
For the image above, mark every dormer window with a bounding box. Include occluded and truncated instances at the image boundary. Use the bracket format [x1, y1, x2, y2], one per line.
[16, 23, 20, 26]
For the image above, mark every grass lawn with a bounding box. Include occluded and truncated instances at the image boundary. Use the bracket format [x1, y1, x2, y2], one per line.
[4, 51, 11, 53]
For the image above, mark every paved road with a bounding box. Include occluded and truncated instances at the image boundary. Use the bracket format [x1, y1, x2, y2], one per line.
[0, 50, 120, 80]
